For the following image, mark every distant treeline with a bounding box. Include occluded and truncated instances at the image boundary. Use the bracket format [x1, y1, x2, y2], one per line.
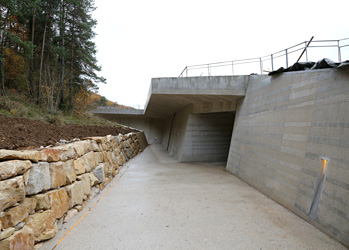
[0, 0, 105, 113]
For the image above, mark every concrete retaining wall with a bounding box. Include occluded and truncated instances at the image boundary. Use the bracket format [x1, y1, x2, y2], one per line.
[162, 105, 235, 162]
[227, 69, 349, 247]
[180, 112, 235, 162]
[0, 132, 146, 249]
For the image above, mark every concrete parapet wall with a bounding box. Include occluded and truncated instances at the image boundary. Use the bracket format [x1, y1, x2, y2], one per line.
[227, 69, 349, 247]
[149, 75, 248, 95]
[0, 132, 146, 249]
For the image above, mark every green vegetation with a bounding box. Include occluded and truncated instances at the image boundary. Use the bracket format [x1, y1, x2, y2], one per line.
[0, 0, 105, 114]
[0, 90, 123, 127]
[98, 96, 107, 106]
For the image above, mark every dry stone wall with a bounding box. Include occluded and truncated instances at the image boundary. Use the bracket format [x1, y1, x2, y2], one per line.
[0, 132, 147, 250]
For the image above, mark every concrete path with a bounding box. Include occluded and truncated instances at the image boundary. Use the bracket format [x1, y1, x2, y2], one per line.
[42, 145, 346, 250]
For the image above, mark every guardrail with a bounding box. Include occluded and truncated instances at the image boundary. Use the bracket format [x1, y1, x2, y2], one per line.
[92, 106, 144, 115]
[179, 38, 349, 77]
[95, 105, 144, 110]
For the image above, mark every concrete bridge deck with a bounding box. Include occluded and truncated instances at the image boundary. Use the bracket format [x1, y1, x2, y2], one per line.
[92, 75, 248, 119]
[42, 145, 345, 250]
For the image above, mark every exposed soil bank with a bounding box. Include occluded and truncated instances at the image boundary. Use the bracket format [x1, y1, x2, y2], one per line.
[0, 116, 137, 150]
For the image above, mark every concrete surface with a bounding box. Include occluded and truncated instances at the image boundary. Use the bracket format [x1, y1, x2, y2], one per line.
[95, 114, 165, 144]
[162, 109, 235, 162]
[92, 75, 247, 152]
[42, 145, 345, 250]
[144, 76, 248, 118]
[227, 68, 349, 246]
[91, 69, 349, 245]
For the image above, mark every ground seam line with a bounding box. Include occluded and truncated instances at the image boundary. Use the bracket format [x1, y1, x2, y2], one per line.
[51, 164, 131, 250]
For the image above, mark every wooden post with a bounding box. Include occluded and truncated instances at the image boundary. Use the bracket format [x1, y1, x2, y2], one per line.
[296, 36, 314, 63]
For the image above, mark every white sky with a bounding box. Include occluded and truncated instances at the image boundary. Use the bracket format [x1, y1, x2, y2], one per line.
[92, 0, 349, 107]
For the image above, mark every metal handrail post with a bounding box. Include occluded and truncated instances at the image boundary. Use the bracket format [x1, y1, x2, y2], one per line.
[285, 49, 288, 68]
[208, 64, 210, 76]
[232, 61, 234, 75]
[271, 54, 274, 71]
[259, 57, 262, 74]
[186, 67, 188, 77]
[338, 40, 341, 62]
[305, 41, 308, 61]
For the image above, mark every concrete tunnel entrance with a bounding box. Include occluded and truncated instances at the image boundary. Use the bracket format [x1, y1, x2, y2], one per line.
[95, 110, 236, 163]
[163, 110, 236, 162]
[92, 76, 246, 162]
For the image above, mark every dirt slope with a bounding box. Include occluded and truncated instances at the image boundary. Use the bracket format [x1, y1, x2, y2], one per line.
[0, 116, 137, 150]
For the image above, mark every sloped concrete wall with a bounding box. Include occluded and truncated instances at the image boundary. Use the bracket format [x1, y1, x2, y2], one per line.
[161, 116, 173, 149]
[166, 106, 192, 160]
[227, 69, 349, 247]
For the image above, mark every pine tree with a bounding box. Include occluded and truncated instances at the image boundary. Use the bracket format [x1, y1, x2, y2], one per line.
[0, 0, 105, 112]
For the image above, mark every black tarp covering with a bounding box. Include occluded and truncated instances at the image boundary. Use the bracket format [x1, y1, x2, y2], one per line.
[268, 58, 349, 76]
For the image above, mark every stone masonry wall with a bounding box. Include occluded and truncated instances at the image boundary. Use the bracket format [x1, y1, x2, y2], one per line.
[0, 132, 147, 250]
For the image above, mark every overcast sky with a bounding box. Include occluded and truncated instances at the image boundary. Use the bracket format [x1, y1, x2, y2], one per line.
[92, 0, 348, 107]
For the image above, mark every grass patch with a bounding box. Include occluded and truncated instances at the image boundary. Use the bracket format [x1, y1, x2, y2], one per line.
[0, 92, 126, 128]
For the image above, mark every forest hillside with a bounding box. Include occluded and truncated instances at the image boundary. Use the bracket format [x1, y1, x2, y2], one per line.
[1, 0, 106, 114]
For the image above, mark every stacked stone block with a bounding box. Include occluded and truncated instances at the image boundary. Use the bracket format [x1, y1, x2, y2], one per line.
[0, 132, 145, 250]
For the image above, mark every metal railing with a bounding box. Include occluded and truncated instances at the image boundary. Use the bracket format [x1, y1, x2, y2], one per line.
[92, 106, 144, 115]
[179, 38, 349, 77]
[95, 105, 144, 110]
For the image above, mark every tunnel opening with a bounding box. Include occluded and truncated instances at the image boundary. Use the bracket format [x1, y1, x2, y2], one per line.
[164, 110, 236, 162]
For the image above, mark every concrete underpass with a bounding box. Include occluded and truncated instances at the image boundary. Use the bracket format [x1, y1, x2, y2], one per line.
[94, 75, 244, 162]
[92, 69, 349, 247]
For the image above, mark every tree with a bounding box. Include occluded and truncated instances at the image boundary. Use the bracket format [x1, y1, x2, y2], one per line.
[98, 96, 107, 106]
[0, 0, 105, 113]
[0, 1, 11, 96]
[29, 0, 40, 101]
[0, 5, 8, 96]
[1, 1, 33, 96]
